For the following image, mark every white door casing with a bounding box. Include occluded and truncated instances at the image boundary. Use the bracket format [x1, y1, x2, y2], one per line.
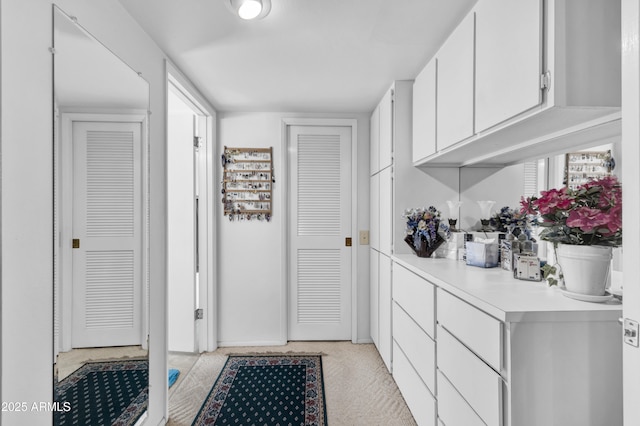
[288, 125, 353, 341]
[622, 1, 640, 424]
[167, 63, 218, 354]
[70, 120, 143, 348]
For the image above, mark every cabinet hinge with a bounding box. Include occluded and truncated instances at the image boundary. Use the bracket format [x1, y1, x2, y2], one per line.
[195, 308, 203, 320]
[540, 71, 551, 91]
[390, 89, 395, 103]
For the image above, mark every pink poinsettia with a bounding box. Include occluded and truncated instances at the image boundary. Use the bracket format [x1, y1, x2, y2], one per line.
[534, 187, 574, 215]
[566, 207, 609, 233]
[520, 175, 622, 246]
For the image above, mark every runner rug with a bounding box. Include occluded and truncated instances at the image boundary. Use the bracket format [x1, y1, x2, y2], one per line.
[54, 359, 148, 426]
[192, 354, 327, 426]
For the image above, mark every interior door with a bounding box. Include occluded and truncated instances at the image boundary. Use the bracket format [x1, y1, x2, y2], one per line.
[167, 107, 197, 353]
[288, 125, 352, 341]
[71, 121, 143, 348]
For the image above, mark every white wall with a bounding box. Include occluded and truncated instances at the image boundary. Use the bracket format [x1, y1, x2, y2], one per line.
[459, 164, 526, 231]
[1, 1, 169, 423]
[217, 112, 372, 345]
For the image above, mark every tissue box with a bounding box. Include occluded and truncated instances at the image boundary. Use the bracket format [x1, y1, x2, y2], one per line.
[466, 241, 500, 268]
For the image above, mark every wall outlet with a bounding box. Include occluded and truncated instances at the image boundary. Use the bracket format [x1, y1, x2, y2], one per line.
[359, 230, 369, 245]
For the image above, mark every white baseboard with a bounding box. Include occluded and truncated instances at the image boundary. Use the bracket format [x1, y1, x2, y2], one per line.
[217, 340, 288, 348]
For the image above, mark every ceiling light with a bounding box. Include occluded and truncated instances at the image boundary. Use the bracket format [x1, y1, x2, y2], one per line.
[228, 0, 271, 20]
[239, 0, 261, 19]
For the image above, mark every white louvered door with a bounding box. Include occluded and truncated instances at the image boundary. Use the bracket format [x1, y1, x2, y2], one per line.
[289, 125, 352, 340]
[71, 121, 142, 348]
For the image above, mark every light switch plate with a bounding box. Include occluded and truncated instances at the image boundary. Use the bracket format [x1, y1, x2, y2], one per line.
[624, 318, 639, 347]
[359, 230, 369, 245]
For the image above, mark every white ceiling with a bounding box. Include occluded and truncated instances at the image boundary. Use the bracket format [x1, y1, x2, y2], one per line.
[118, 0, 477, 113]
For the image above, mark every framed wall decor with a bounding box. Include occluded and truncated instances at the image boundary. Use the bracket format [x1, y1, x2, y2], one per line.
[222, 146, 274, 221]
[564, 150, 614, 190]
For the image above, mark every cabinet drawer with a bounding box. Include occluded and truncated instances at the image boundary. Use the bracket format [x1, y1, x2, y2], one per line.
[437, 326, 502, 426]
[437, 289, 502, 370]
[437, 370, 485, 426]
[392, 302, 435, 393]
[393, 263, 435, 338]
[392, 341, 436, 426]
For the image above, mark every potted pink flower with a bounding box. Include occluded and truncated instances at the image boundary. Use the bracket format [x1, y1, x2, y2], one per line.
[520, 175, 621, 296]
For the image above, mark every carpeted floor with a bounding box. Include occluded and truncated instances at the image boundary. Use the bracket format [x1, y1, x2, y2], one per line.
[192, 354, 326, 425]
[54, 359, 148, 426]
[168, 342, 417, 426]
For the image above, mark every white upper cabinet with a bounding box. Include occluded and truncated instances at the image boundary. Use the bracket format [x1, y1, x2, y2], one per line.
[412, 58, 437, 162]
[475, 0, 542, 133]
[379, 89, 393, 171]
[412, 0, 621, 167]
[437, 12, 475, 151]
[370, 105, 380, 176]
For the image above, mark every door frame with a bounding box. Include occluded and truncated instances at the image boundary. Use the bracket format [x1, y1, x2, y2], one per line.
[166, 60, 218, 352]
[281, 118, 359, 343]
[58, 112, 149, 352]
[621, 1, 640, 423]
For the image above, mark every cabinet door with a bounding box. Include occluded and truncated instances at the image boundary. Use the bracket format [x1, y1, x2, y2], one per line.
[379, 254, 392, 372]
[379, 89, 393, 170]
[379, 167, 392, 256]
[370, 249, 379, 346]
[370, 105, 380, 175]
[437, 12, 475, 150]
[413, 58, 437, 161]
[370, 174, 380, 250]
[475, 0, 542, 133]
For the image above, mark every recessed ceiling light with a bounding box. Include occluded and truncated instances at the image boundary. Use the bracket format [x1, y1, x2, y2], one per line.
[227, 0, 271, 20]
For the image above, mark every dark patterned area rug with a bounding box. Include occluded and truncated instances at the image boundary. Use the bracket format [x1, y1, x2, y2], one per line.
[192, 354, 327, 426]
[54, 359, 148, 426]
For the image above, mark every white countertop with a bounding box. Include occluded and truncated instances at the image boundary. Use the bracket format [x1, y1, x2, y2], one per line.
[392, 254, 622, 323]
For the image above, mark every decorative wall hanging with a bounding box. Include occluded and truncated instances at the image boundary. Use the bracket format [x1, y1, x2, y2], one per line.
[564, 150, 615, 190]
[222, 146, 274, 221]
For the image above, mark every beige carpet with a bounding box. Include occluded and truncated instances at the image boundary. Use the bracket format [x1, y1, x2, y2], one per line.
[167, 341, 417, 426]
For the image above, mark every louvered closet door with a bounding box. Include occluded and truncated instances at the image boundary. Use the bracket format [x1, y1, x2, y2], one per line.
[289, 125, 352, 340]
[72, 121, 142, 348]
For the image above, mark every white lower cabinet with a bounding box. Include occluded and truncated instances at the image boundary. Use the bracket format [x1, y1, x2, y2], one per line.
[437, 370, 485, 426]
[437, 326, 502, 426]
[369, 249, 379, 347]
[378, 254, 392, 371]
[393, 302, 435, 392]
[393, 341, 437, 426]
[384, 258, 622, 426]
[438, 289, 502, 371]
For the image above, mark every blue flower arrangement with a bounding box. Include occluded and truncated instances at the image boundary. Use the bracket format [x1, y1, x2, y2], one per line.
[489, 205, 536, 238]
[403, 206, 450, 257]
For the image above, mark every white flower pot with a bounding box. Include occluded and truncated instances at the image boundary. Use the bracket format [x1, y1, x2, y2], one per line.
[556, 244, 612, 296]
